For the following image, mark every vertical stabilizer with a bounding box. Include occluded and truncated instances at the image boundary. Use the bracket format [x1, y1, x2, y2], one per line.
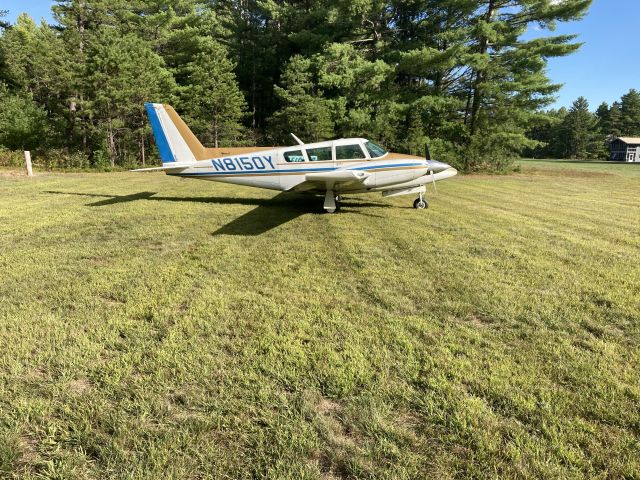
[145, 103, 199, 165]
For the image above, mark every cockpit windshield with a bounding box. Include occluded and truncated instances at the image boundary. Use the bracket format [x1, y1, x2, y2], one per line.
[365, 141, 388, 158]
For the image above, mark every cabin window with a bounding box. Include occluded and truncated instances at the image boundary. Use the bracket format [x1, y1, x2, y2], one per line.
[306, 146, 332, 162]
[336, 144, 366, 160]
[284, 150, 305, 162]
[365, 141, 387, 158]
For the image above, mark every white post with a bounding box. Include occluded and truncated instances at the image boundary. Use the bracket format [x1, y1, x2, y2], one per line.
[24, 151, 33, 177]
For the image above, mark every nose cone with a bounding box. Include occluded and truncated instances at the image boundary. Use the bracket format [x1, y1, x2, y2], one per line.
[427, 160, 452, 173]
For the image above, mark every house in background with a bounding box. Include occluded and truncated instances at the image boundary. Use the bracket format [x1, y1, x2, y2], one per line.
[609, 137, 640, 162]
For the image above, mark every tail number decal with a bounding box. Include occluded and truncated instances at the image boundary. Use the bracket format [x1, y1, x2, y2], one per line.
[211, 156, 274, 172]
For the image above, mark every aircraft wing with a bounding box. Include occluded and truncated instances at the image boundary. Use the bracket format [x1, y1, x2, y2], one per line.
[291, 169, 371, 192]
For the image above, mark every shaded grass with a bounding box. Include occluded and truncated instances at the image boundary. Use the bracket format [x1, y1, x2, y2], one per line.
[0, 163, 639, 478]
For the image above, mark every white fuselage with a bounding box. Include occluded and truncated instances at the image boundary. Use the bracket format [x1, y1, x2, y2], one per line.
[166, 141, 456, 194]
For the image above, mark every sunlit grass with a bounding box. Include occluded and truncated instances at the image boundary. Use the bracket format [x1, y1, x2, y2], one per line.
[0, 162, 638, 478]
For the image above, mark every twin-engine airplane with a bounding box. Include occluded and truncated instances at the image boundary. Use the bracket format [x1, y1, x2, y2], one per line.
[134, 103, 457, 212]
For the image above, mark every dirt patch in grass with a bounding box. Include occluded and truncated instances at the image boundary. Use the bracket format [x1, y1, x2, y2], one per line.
[464, 312, 495, 327]
[67, 378, 92, 394]
[316, 398, 357, 449]
[311, 397, 367, 477]
[18, 435, 39, 466]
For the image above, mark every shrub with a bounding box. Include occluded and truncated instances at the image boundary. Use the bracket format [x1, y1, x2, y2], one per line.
[0, 148, 23, 167]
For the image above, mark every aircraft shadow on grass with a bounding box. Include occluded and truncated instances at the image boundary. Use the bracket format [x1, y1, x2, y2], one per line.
[44, 190, 389, 236]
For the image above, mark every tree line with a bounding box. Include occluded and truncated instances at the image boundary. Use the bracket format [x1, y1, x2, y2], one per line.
[527, 89, 640, 159]
[0, 1, 592, 171]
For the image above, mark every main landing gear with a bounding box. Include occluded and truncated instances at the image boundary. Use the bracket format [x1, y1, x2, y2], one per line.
[324, 190, 339, 213]
[413, 192, 428, 209]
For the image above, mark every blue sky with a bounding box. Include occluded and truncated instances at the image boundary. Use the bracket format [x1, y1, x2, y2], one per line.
[3, 0, 639, 110]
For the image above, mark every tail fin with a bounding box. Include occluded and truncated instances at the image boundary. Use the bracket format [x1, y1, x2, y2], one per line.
[145, 103, 207, 165]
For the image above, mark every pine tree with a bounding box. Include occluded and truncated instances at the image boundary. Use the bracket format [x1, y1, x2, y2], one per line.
[316, 43, 396, 142]
[86, 30, 175, 166]
[620, 89, 640, 136]
[215, 0, 285, 132]
[0, 9, 8, 30]
[51, 0, 217, 163]
[0, 14, 72, 148]
[0, 83, 48, 150]
[595, 102, 610, 134]
[268, 55, 334, 143]
[0, 14, 41, 91]
[394, 0, 472, 155]
[0, 0, 595, 170]
[458, 0, 591, 168]
[607, 102, 623, 137]
[561, 97, 602, 159]
[180, 39, 246, 148]
[525, 108, 567, 158]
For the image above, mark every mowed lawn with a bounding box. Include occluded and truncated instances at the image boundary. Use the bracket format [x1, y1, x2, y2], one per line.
[0, 161, 638, 479]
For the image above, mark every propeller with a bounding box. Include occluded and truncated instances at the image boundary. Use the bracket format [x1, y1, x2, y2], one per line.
[426, 144, 436, 192]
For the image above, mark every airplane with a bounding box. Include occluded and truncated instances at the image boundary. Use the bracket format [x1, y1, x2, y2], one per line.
[133, 103, 457, 212]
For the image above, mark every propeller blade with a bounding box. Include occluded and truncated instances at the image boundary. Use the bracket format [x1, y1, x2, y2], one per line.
[425, 144, 431, 161]
[431, 171, 437, 193]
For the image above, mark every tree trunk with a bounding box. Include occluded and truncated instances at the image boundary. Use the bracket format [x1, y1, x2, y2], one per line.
[141, 132, 146, 167]
[107, 119, 116, 168]
[469, 0, 495, 135]
[78, 5, 87, 153]
[213, 118, 219, 148]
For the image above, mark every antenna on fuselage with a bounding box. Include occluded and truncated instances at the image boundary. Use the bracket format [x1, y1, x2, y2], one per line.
[290, 133, 305, 145]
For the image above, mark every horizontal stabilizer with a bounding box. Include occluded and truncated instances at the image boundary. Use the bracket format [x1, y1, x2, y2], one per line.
[130, 163, 194, 172]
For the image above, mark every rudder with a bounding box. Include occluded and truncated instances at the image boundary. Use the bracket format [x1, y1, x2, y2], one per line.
[145, 103, 199, 165]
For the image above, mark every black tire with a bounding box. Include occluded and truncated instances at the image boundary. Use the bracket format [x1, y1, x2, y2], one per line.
[413, 198, 428, 209]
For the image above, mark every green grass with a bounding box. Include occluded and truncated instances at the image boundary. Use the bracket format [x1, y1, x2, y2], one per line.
[518, 158, 640, 177]
[0, 162, 638, 479]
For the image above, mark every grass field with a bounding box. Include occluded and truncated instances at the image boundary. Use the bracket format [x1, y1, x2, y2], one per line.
[0, 160, 639, 479]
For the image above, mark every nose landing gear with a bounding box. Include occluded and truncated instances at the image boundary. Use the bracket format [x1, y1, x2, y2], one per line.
[413, 192, 428, 209]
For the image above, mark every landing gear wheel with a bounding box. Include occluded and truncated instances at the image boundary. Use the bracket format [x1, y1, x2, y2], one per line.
[413, 197, 428, 209]
[334, 195, 342, 212]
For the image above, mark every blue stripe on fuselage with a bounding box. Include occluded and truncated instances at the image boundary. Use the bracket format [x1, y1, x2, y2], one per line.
[170, 162, 424, 177]
[353, 163, 423, 170]
[145, 103, 175, 163]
